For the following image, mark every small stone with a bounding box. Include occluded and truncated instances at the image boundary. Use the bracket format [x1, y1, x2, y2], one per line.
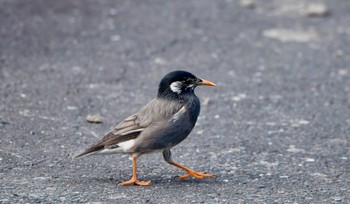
[154, 57, 167, 65]
[72, 66, 82, 74]
[305, 158, 315, 162]
[2, 184, 15, 189]
[334, 50, 343, 57]
[333, 196, 342, 201]
[263, 29, 318, 43]
[67, 106, 78, 110]
[299, 119, 310, 125]
[59, 197, 66, 202]
[231, 93, 246, 102]
[306, 3, 330, 17]
[257, 183, 267, 188]
[267, 129, 284, 136]
[338, 69, 348, 76]
[86, 114, 102, 123]
[240, 0, 255, 9]
[196, 130, 204, 135]
[109, 8, 117, 16]
[111, 35, 120, 42]
[287, 145, 305, 153]
[266, 122, 276, 126]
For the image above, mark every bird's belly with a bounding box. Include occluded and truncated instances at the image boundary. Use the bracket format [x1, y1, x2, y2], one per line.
[165, 123, 194, 147]
[133, 120, 195, 154]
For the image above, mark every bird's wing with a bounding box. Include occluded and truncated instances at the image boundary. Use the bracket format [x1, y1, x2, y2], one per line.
[75, 114, 144, 157]
[75, 99, 184, 157]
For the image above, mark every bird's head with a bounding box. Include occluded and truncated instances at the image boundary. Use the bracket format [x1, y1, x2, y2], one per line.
[158, 70, 216, 100]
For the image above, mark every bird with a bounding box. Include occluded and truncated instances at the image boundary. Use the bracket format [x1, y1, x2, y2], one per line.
[75, 70, 216, 186]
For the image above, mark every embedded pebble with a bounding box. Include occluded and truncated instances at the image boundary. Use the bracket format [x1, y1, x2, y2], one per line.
[86, 114, 102, 123]
[333, 196, 342, 201]
[338, 69, 348, 76]
[240, 0, 255, 9]
[305, 158, 315, 162]
[257, 182, 267, 189]
[287, 145, 305, 153]
[196, 130, 204, 135]
[334, 50, 343, 57]
[231, 93, 246, 102]
[306, 3, 330, 17]
[67, 106, 78, 110]
[110, 35, 120, 42]
[263, 29, 318, 43]
[154, 57, 167, 65]
[299, 119, 310, 125]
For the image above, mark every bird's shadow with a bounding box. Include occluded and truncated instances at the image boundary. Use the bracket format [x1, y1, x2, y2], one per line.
[66, 176, 117, 186]
[119, 174, 223, 187]
[68, 174, 223, 188]
[151, 176, 221, 185]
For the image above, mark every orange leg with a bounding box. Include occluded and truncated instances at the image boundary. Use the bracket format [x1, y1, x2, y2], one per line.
[120, 154, 151, 186]
[169, 162, 214, 179]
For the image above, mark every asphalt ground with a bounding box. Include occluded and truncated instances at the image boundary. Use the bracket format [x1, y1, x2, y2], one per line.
[0, 0, 349, 203]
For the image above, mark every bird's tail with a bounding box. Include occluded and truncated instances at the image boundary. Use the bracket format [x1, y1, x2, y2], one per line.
[74, 145, 104, 158]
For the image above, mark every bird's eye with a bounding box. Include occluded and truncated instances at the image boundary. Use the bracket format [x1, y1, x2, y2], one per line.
[184, 78, 192, 84]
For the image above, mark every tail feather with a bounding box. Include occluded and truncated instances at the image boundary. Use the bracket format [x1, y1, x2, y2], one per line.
[75, 145, 104, 158]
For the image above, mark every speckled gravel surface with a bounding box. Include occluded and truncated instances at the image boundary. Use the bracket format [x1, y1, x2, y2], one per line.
[1, 0, 349, 203]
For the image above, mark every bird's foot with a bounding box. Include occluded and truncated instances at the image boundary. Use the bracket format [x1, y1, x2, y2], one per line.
[178, 171, 214, 180]
[120, 178, 151, 186]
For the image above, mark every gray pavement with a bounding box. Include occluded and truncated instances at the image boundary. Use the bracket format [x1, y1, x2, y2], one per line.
[1, 0, 349, 203]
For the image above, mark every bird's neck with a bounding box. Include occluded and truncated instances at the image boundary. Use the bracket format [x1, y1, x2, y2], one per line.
[157, 87, 200, 124]
[157, 88, 194, 102]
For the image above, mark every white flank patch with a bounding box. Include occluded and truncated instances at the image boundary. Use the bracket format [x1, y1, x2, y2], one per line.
[170, 106, 187, 123]
[118, 139, 136, 152]
[170, 81, 183, 94]
[99, 139, 135, 154]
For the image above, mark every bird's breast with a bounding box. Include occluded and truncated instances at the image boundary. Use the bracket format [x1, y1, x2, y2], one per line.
[186, 95, 201, 125]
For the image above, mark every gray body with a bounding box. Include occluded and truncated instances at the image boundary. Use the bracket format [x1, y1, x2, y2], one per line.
[76, 95, 200, 157]
[133, 96, 200, 154]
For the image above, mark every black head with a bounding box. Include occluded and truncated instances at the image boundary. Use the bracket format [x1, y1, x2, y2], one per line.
[157, 70, 215, 100]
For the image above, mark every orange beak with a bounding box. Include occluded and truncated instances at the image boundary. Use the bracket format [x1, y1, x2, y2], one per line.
[197, 78, 216, 87]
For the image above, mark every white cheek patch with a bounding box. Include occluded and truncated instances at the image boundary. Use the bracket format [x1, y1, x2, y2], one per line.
[170, 81, 183, 94]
